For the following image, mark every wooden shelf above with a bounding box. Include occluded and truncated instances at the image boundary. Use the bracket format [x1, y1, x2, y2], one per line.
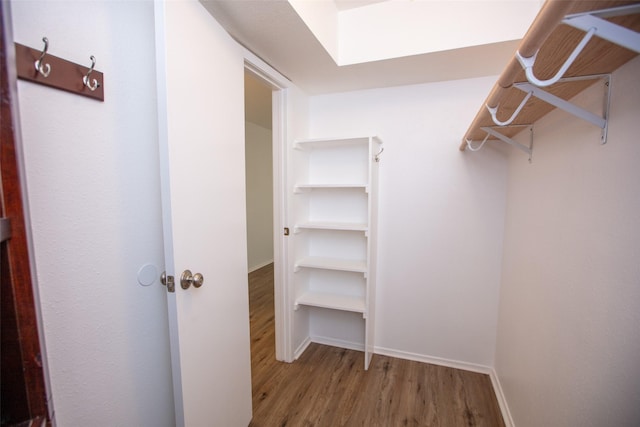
[461, 0, 640, 149]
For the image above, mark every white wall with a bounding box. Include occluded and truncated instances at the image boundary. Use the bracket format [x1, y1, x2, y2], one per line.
[10, 1, 174, 425]
[495, 57, 640, 427]
[245, 121, 274, 272]
[309, 76, 508, 367]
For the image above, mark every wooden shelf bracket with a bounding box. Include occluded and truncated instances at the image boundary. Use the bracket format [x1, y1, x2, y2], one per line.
[517, 4, 640, 88]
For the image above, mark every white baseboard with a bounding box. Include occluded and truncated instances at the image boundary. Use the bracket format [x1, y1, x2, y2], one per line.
[373, 346, 492, 374]
[248, 259, 274, 273]
[293, 336, 311, 360]
[488, 368, 515, 427]
[311, 335, 365, 352]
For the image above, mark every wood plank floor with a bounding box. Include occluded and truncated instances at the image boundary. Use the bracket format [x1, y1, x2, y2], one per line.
[248, 263, 505, 427]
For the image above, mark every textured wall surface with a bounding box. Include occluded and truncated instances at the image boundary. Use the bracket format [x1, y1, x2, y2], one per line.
[11, 1, 174, 425]
[495, 56, 640, 427]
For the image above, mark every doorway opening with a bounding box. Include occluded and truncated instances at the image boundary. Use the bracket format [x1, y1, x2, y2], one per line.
[243, 52, 293, 372]
[244, 69, 277, 372]
[244, 70, 274, 276]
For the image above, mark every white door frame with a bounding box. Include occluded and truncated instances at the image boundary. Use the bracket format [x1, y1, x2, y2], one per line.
[243, 50, 293, 363]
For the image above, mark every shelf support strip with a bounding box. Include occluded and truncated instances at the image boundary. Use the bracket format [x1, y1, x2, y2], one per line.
[513, 74, 611, 143]
[466, 126, 534, 162]
[480, 127, 532, 157]
[563, 4, 640, 55]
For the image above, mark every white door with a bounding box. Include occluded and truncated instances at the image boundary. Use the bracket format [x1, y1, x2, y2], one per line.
[154, 1, 252, 426]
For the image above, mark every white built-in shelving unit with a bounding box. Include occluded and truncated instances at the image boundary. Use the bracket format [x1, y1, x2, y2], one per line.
[291, 136, 381, 370]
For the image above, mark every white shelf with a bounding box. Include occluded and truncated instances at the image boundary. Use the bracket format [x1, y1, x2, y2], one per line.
[295, 222, 368, 233]
[294, 183, 367, 189]
[294, 136, 372, 149]
[294, 184, 368, 193]
[290, 134, 381, 370]
[295, 257, 367, 274]
[294, 291, 365, 314]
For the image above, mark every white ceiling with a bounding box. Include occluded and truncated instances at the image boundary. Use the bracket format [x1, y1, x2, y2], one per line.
[200, 0, 533, 95]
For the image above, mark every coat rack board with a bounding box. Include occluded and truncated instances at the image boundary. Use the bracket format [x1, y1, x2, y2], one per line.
[14, 40, 104, 101]
[461, 0, 640, 151]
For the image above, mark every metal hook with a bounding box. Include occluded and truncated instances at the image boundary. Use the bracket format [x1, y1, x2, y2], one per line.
[516, 26, 597, 88]
[465, 133, 490, 152]
[34, 37, 51, 78]
[486, 91, 533, 127]
[375, 147, 384, 162]
[83, 55, 100, 91]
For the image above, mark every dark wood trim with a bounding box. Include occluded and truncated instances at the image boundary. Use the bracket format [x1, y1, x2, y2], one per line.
[1, 3, 49, 424]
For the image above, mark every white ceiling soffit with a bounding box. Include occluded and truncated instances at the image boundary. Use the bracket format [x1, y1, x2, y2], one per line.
[334, 0, 390, 11]
[200, 0, 542, 95]
[290, 0, 542, 66]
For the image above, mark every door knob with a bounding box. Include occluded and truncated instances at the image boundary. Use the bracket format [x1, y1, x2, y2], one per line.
[181, 269, 204, 290]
